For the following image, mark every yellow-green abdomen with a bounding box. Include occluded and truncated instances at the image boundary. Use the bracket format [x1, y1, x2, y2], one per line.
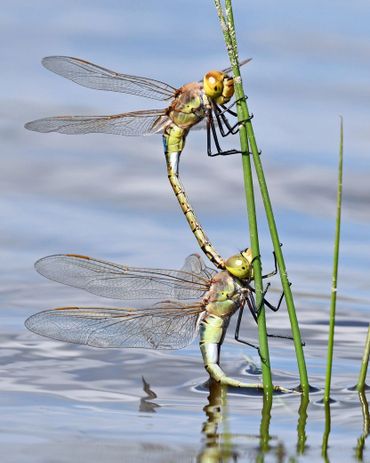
[163, 124, 187, 154]
[163, 83, 207, 155]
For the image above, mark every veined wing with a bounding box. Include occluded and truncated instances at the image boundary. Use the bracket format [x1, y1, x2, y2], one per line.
[25, 302, 204, 349]
[180, 254, 217, 279]
[35, 254, 211, 300]
[24, 109, 169, 137]
[42, 56, 177, 101]
[221, 58, 252, 75]
[175, 254, 216, 300]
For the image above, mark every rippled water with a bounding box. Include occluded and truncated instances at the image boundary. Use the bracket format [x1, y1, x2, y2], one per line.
[2, 1, 370, 462]
[0, 200, 369, 462]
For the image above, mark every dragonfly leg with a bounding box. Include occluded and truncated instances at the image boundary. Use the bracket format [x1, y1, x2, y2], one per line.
[262, 252, 277, 279]
[207, 114, 244, 157]
[262, 243, 284, 279]
[254, 283, 291, 318]
[246, 285, 305, 346]
[220, 95, 249, 117]
[214, 103, 254, 137]
[267, 332, 305, 346]
[213, 104, 239, 136]
[244, 249, 279, 280]
[234, 298, 271, 366]
[262, 279, 292, 314]
[246, 277, 287, 314]
[234, 304, 261, 352]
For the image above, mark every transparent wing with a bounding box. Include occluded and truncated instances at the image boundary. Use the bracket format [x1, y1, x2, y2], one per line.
[42, 56, 177, 101]
[175, 254, 216, 299]
[24, 109, 170, 137]
[35, 254, 211, 300]
[221, 58, 252, 75]
[25, 302, 204, 349]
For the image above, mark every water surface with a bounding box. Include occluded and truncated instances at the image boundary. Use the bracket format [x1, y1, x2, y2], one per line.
[1, 1, 370, 461]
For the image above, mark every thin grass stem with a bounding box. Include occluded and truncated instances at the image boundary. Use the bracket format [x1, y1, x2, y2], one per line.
[323, 117, 344, 402]
[215, 0, 309, 396]
[214, 0, 272, 394]
[357, 325, 370, 392]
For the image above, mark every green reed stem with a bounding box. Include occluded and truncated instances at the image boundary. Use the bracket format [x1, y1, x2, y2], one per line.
[214, 0, 272, 394]
[215, 0, 309, 396]
[357, 325, 370, 392]
[323, 117, 344, 402]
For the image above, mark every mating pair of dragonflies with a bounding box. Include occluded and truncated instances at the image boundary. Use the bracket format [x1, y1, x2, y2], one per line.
[25, 56, 288, 388]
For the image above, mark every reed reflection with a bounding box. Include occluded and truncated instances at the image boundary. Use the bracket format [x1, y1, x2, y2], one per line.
[321, 400, 331, 463]
[296, 395, 309, 455]
[355, 390, 370, 461]
[197, 381, 303, 462]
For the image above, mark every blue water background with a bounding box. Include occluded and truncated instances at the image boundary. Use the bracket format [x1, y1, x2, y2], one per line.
[1, 1, 370, 461]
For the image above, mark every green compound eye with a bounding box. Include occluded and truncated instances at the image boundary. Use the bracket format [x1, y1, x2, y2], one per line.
[225, 253, 252, 279]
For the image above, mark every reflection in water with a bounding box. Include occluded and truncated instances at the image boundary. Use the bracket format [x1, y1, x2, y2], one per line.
[297, 395, 309, 455]
[139, 376, 160, 413]
[198, 379, 238, 462]
[321, 401, 331, 463]
[196, 382, 313, 462]
[259, 394, 272, 454]
[198, 383, 306, 462]
[355, 390, 370, 461]
[320, 389, 370, 462]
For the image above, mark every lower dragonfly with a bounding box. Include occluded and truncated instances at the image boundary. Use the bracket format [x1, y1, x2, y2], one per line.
[25, 56, 251, 270]
[25, 250, 289, 391]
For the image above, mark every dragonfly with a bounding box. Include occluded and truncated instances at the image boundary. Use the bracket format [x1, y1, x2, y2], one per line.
[25, 250, 289, 390]
[25, 56, 251, 270]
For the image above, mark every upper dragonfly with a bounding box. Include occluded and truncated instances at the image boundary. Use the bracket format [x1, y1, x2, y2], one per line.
[25, 56, 251, 269]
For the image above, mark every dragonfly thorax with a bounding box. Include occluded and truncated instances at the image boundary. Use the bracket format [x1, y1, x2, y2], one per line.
[203, 71, 234, 105]
[167, 82, 208, 130]
[204, 271, 245, 318]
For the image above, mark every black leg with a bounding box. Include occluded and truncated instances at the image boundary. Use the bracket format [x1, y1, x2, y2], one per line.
[234, 301, 261, 355]
[206, 117, 212, 157]
[251, 245, 283, 280]
[267, 332, 305, 346]
[213, 104, 240, 136]
[237, 290, 305, 348]
[220, 96, 249, 117]
[246, 282, 284, 314]
[262, 251, 278, 279]
[207, 112, 244, 157]
[220, 103, 237, 117]
[262, 244, 284, 279]
[206, 100, 254, 157]
[248, 291, 305, 346]
[263, 290, 285, 312]
[214, 104, 254, 137]
[255, 283, 272, 316]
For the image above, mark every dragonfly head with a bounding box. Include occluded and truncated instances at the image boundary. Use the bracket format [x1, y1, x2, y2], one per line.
[225, 248, 253, 280]
[203, 71, 234, 104]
